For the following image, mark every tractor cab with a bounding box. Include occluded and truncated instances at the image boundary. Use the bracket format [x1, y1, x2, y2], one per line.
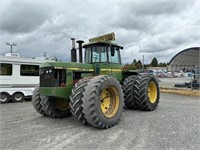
[82, 42, 123, 80]
[83, 42, 123, 64]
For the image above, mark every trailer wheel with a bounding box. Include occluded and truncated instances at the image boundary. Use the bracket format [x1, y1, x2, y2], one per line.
[0, 92, 10, 104]
[41, 96, 71, 118]
[82, 75, 124, 129]
[70, 78, 91, 125]
[123, 75, 138, 109]
[134, 75, 160, 111]
[12, 92, 24, 102]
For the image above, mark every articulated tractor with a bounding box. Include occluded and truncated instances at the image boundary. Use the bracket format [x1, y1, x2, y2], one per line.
[32, 33, 160, 129]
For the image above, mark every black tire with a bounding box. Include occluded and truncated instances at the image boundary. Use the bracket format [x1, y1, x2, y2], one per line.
[175, 84, 187, 88]
[69, 78, 91, 125]
[82, 75, 124, 129]
[0, 92, 10, 104]
[134, 75, 160, 111]
[12, 92, 24, 102]
[41, 96, 71, 118]
[32, 85, 47, 116]
[123, 75, 138, 109]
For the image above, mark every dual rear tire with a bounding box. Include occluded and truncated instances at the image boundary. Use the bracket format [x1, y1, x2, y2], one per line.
[123, 75, 159, 111]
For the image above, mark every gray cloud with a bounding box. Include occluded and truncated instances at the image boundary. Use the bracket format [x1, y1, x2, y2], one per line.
[125, 0, 188, 16]
[110, 0, 190, 31]
[0, 0, 199, 64]
[0, 1, 51, 33]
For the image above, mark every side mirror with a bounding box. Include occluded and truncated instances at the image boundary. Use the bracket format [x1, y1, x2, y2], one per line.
[111, 47, 115, 56]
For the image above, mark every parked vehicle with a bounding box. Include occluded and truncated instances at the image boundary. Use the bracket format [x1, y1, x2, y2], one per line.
[0, 53, 55, 103]
[32, 33, 160, 129]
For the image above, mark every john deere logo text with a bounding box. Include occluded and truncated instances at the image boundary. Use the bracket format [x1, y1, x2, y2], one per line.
[89, 32, 115, 43]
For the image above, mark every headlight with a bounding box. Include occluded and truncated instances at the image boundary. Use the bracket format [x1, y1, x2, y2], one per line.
[39, 69, 44, 75]
[49, 69, 52, 73]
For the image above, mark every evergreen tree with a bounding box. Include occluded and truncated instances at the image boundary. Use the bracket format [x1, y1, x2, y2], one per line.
[150, 57, 158, 67]
[137, 60, 142, 69]
[133, 59, 137, 64]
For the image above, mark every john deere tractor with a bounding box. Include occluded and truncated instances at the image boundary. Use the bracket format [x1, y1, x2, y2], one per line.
[32, 33, 160, 129]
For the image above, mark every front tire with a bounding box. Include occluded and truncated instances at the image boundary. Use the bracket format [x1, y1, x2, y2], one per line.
[82, 75, 124, 129]
[32, 85, 47, 116]
[134, 75, 160, 111]
[41, 96, 71, 118]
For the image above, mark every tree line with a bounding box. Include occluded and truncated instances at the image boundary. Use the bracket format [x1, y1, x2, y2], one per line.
[123, 57, 168, 70]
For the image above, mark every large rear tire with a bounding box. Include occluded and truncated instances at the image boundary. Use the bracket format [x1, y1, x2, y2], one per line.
[32, 86, 47, 116]
[123, 75, 138, 109]
[134, 75, 160, 111]
[69, 78, 91, 125]
[82, 75, 124, 129]
[41, 96, 71, 118]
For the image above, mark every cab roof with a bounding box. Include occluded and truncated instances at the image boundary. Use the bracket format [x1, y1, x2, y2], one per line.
[83, 41, 123, 49]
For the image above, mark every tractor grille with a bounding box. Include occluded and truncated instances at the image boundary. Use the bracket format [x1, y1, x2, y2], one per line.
[40, 67, 66, 87]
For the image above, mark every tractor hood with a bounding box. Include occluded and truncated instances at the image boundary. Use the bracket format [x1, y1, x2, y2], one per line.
[40, 61, 94, 71]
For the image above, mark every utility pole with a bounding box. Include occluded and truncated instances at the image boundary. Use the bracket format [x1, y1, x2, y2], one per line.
[6, 42, 17, 53]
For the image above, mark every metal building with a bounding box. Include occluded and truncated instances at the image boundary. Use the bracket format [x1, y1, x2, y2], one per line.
[169, 47, 200, 72]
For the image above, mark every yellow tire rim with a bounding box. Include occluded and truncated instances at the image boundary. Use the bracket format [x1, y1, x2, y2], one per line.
[100, 87, 119, 118]
[148, 81, 158, 103]
[55, 98, 70, 110]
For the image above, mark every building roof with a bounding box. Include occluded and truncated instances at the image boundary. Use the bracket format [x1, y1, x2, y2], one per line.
[169, 47, 200, 66]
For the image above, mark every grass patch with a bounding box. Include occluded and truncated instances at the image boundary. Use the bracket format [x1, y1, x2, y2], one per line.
[160, 87, 200, 97]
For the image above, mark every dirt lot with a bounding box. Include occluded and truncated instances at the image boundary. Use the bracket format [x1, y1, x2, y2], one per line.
[0, 93, 199, 150]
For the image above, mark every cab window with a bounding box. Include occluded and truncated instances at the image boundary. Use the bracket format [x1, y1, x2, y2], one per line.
[85, 45, 121, 64]
[92, 47, 100, 62]
[85, 47, 91, 63]
[108, 47, 121, 64]
[91, 46, 107, 63]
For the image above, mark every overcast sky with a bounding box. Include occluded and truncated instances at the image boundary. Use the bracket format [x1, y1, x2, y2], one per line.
[0, 0, 199, 64]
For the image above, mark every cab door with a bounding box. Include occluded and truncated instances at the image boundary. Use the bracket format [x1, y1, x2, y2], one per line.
[91, 46, 110, 76]
[98, 46, 112, 76]
[107, 46, 122, 81]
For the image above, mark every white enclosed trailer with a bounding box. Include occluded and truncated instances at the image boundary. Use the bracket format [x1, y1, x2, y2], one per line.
[0, 53, 55, 103]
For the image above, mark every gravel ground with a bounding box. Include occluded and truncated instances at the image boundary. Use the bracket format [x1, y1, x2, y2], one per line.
[0, 93, 199, 150]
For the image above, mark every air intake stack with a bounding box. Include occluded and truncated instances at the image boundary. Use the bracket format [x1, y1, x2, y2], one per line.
[71, 38, 77, 62]
[76, 40, 84, 63]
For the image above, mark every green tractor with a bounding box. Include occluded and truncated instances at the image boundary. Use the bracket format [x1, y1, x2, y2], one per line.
[32, 33, 160, 129]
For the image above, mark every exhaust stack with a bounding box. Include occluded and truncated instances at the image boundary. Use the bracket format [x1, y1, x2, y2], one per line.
[71, 38, 77, 62]
[76, 40, 84, 63]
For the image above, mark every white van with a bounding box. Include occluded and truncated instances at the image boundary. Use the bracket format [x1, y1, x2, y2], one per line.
[0, 53, 55, 103]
